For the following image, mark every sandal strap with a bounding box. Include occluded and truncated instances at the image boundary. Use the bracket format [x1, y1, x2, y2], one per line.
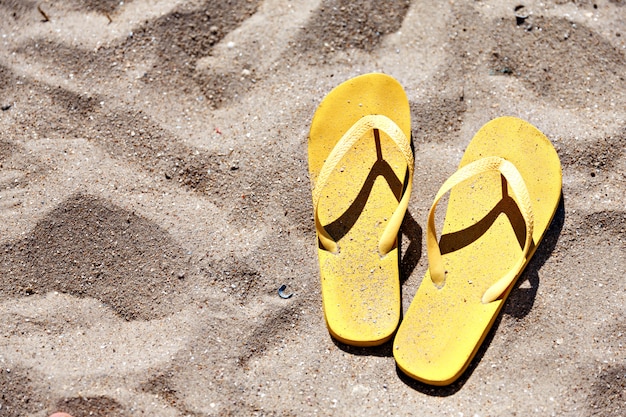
[312, 114, 414, 255]
[426, 156, 534, 303]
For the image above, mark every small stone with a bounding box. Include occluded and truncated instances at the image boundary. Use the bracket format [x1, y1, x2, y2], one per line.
[352, 384, 370, 396]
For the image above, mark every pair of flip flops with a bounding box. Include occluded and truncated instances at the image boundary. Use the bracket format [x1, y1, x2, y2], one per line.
[308, 73, 562, 385]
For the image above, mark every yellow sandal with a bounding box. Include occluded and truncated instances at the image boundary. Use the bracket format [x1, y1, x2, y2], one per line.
[394, 116, 562, 384]
[308, 73, 413, 346]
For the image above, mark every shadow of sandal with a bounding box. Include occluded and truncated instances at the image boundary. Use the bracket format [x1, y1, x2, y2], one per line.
[325, 131, 405, 241]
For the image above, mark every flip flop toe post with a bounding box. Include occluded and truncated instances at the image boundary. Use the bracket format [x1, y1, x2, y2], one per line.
[309, 74, 413, 346]
[393, 116, 561, 385]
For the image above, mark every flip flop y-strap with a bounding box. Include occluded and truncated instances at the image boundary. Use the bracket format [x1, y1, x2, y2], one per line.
[426, 156, 535, 303]
[312, 114, 414, 256]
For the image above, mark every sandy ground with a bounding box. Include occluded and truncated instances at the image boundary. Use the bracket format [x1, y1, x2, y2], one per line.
[0, 0, 624, 416]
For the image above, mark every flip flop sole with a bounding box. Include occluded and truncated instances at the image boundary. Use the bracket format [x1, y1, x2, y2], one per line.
[394, 116, 561, 384]
[309, 73, 412, 346]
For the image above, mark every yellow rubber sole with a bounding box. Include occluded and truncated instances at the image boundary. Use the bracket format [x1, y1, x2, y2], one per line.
[394, 117, 562, 384]
[308, 73, 412, 346]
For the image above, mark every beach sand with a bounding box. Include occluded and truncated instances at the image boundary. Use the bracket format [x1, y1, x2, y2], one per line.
[0, 0, 624, 415]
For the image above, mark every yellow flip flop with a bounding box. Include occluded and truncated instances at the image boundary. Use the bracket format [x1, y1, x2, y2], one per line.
[393, 116, 562, 384]
[308, 73, 413, 346]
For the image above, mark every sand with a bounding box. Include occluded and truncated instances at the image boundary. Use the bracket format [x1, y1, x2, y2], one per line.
[0, 0, 624, 416]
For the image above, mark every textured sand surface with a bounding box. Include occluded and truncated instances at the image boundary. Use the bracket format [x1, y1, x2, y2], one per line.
[0, 0, 624, 416]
